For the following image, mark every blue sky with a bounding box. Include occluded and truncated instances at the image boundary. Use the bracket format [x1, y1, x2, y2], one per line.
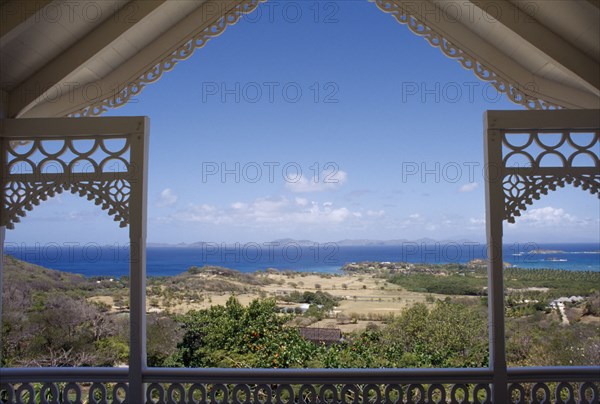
[8, 1, 600, 245]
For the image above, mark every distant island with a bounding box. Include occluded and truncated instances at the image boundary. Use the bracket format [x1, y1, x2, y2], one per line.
[530, 249, 566, 254]
[147, 238, 483, 248]
[146, 239, 599, 249]
[342, 259, 513, 273]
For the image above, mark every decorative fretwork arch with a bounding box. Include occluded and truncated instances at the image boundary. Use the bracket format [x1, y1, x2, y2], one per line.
[486, 111, 600, 223]
[2, 136, 133, 230]
[501, 131, 600, 223]
[61, 0, 567, 119]
[483, 108, 600, 403]
[503, 173, 600, 223]
[0, 119, 147, 230]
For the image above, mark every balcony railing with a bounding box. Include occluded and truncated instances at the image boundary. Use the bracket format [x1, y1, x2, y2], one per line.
[1, 366, 599, 403]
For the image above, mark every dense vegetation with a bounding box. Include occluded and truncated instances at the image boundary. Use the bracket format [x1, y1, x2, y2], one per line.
[1, 255, 178, 367]
[177, 298, 311, 368]
[385, 264, 600, 298]
[172, 296, 489, 369]
[2, 255, 599, 369]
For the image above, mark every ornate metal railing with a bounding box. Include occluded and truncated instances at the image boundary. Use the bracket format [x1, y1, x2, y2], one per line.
[0, 368, 128, 404]
[142, 368, 494, 403]
[506, 368, 600, 403]
[1, 367, 598, 403]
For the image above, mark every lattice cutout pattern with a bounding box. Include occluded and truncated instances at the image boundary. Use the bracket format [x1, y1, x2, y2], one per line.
[501, 131, 600, 223]
[503, 132, 599, 168]
[2, 137, 132, 229]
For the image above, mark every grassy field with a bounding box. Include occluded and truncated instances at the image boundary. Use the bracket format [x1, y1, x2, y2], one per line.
[85, 262, 600, 332]
[5, 254, 600, 334]
[90, 270, 448, 325]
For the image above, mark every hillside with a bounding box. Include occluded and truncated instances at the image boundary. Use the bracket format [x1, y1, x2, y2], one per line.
[2, 255, 599, 369]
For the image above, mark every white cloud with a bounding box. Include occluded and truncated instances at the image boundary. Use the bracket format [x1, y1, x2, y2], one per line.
[515, 206, 575, 226]
[174, 203, 221, 224]
[169, 196, 359, 226]
[469, 217, 485, 225]
[156, 188, 178, 208]
[459, 182, 479, 193]
[295, 197, 308, 206]
[286, 170, 348, 193]
[366, 209, 385, 217]
[328, 207, 351, 222]
[395, 212, 426, 229]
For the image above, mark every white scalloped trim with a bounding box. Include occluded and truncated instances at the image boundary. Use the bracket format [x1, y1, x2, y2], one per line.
[371, 0, 561, 110]
[68, 0, 562, 118]
[70, 0, 265, 117]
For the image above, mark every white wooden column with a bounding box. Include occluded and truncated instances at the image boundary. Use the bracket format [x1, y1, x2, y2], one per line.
[128, 118, 149, 403]
[0, 116, 150, 399]
[484, 108, 600, 402]
[0, 123, 6, 365]
[484, 114, 508, 403]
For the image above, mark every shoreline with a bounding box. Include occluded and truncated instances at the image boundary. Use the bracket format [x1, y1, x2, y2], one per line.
[3, 252, 600, 279]
[5, 254, 600, 337]
[3, 242, 598, 277]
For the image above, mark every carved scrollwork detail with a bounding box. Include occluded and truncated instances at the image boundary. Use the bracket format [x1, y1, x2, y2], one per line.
[500, 130, 600, 222]
[2, 137, 132, 229]
[503, 174, 600, 223]
[70, 0, 265, 118]
[3, 180, 130, 230]
[371, 0, 561, 110]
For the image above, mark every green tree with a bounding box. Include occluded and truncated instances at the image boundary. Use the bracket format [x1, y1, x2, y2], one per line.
[383, 301, 488, 368]
[177, 297, 316, 368]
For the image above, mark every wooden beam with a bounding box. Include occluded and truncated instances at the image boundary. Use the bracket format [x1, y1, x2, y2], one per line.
[485, 109, 600, 130]
[0, 90, 7, 119]
[8, 0, 167, 118]
[468, 0, 600, 93]
[0, 0, 54, 43]
[0, 116, 146, 137]
[20, 0, 247, 118]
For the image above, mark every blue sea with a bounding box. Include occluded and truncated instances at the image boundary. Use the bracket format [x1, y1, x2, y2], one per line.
[3, 242, 599, 278]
